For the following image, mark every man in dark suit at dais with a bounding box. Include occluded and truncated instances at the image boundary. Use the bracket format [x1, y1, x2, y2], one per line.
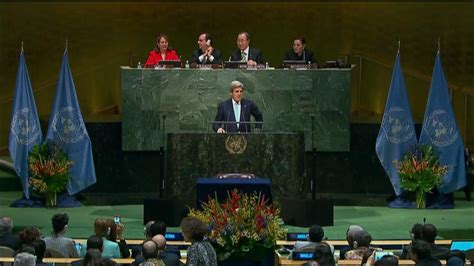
[229, 32, 264, 67]
[213, 80, 263, 133]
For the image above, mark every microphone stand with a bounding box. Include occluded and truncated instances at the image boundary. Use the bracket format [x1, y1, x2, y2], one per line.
[159, 114, 167, 199]
[310, 113, 316, 200]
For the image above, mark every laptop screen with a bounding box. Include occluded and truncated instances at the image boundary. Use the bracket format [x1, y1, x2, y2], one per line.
[287, 233, 308, 241]
[450, 240, 474, 251]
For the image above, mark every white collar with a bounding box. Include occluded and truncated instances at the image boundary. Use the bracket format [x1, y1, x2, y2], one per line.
[242, 47, 250, 56]
[232, 99, 241, 105]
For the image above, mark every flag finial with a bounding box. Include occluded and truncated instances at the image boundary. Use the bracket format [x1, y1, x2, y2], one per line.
[397, 39, 401, 54]
[437, 37, 440, 53]
[21, 41, 24, 53]
[65, 37, 68, 53]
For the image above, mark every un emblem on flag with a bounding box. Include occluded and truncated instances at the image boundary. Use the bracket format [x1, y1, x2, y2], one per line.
[10, 107, 41, 145]
[51, 107, 86, 143]
[424, 109, 457, 147]
[382, 107, 415, 144]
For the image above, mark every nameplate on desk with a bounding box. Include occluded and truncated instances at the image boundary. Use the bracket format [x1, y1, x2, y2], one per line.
[165, 232, 184, 241]
[293, 252, 315, 260]
[287, 233, 309, 240]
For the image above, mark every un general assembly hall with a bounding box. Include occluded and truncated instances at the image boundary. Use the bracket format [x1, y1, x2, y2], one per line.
[0, 2, 473, 266]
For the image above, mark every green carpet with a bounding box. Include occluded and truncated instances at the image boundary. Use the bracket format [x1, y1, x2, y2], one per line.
[1, 191, 473, 240]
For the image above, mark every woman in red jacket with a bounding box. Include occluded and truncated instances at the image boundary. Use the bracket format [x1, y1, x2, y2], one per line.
[145, 34, 180, 67]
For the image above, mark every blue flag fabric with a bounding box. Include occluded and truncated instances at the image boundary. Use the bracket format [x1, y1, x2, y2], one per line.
[45, 51, 96, 195]
[376, 53, 417, 196]
[419, 52, 466, 193]
[8, 51, 43, 199]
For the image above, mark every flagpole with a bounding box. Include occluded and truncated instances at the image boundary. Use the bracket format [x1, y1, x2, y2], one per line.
[437, 37, 440, 54]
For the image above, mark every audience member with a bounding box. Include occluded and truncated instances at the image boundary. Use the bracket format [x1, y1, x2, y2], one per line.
[400, 223, 423, 259]
[410, 240, 441, 266]
[150, 221, 167, 237]
[140, 240, 165, 266]
[16, 226, 41, 252]
[83, 248, 103, 266]
[313, 242, 336, 266]
[105, 218, 130, 258]
[72, 235, 104, 266]
[363, 250, 399, 266]
[340, 225, 364, 259]
[420, 223, 450, 260]
[292, 224, 334, 258]
[446, 250, 466, 266]
[13, 252, 36, 266]
[44, 213, 79, 258]
[80, 219, 121, 259]
[180, 217, 217, 266]
[32, 239, 48, 265]
[0, 216, 20, 250]
[152, 234, 181, 266]
[345, 230, 373, 260]
[131, 220, 156, 259]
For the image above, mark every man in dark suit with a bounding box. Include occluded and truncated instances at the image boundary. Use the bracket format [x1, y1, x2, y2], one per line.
[229, 32, 264, 66]
[213, 80, 263, 133]
[190, 33, 222, 65]
[284, 36, 316, 65]
[0, 216, 20, 250]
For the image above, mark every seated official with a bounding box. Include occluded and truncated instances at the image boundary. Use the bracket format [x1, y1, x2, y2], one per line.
[145, 34, 180, 68]
[213, 80, 263, 133]
[284, 36, 315, 64]
[229, 32, 264, 66]
[190, 33, 222, 65]
[292, 225, 334, 258]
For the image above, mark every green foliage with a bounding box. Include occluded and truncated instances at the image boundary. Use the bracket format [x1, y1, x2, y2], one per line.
[395, 144, 448, 194]
[28, 142, 72, 194]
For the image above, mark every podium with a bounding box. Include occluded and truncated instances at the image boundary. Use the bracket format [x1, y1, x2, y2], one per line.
[166, 132, 305, 202]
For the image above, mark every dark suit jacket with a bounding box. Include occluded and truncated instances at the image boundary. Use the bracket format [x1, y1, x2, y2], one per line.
[213, 98, 263, 133]
[0, 232, 20, 250]
[190, 48, 222, 64]
[284, 49, 316, 64]
[230, 47, 264, 64]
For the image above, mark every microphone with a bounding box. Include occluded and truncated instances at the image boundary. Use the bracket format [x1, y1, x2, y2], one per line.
[303, 50, 306, 62]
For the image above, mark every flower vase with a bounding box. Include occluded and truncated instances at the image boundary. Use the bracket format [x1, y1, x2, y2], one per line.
[415, 189, 426, 209]
[45, 191, 57, 207]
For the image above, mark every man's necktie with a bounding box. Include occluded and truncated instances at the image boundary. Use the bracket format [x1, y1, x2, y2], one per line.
[234, 102, 241, 128]
[241, 51, 247, 62]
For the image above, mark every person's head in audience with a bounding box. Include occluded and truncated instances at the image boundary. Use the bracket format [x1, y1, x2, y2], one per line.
[446, 250, 466, 266]
[83, 248, 102, 266]
[150, 220, 166, 237]
[313, 242, 335, 266]
[32, 239, 46, 263]
[13, 252, 36, 266]
[18, 226, 41, 245]
[0, 216, 14, 235]
[94, 218, 113, 239]
[87, 235, 104, 252]
[409, 223, 423, 241]
[421, 224, 437, 244]
[180, 217, 209, 243]
[410, 240, 432, 262]
[144, 220, 155, 240]
[346, 225, 364, 247]
[353, 230, 372, 249]
[152, 234, 167, 251]
[308, 224, 325, 242]
[142, 240, 159, 260]
[374, 255, 399, 266]
[51, 213, 69, 235]
[104, 218, 119, 242]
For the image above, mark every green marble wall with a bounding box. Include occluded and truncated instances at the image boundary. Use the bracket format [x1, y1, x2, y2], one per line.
[166, 133, 305, 201]
[122, 68, 352, 151]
